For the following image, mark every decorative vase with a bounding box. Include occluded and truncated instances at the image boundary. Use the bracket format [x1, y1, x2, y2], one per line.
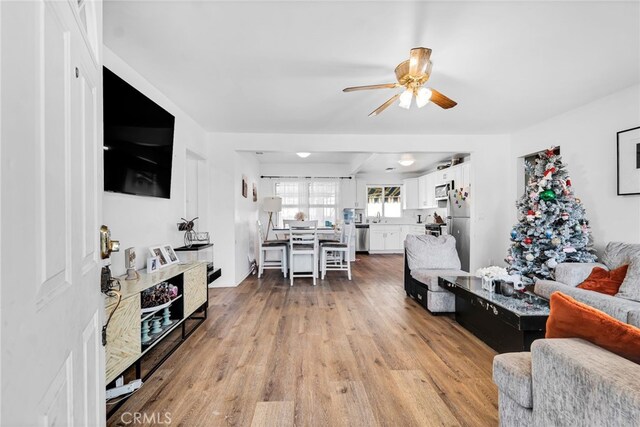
[481, 277, 495, 293]
[151, 317, 162, 334]
[162, 307, 173, 326]
[141, 319, 151, 343]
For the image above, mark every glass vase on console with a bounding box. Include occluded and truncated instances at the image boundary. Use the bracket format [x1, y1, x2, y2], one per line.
[481, 277, 495, 293]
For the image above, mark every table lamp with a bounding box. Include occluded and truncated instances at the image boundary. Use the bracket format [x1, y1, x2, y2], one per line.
[262, 196, 282, 240]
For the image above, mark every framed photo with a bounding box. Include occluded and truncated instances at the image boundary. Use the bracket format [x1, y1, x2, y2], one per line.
[149, 246, 169, 267]
[163, 244, 179, 264]
[242, 175, 248, 198]
[617, 126, 640, 195]
[147, 256, 160, 274]
[252, 183, 258, 202]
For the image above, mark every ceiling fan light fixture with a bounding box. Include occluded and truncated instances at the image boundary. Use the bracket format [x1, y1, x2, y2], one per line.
[416, 87, 433, 108]
[296, 152, 311, 158]
[398, 88, 413, 109]
[398, 159, 415, 167]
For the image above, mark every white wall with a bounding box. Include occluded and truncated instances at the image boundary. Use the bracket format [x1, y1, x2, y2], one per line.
[511, 84, 640, 255]
[102, 48, 210, 276]
[211, 132, 513, 272]
[234, 152, 260, 284]
[260, 162, 351, 177]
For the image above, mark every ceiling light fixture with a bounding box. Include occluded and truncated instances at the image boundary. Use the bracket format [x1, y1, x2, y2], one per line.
[398, 89, 413, 109]
[296, 152, 311, 158]
[415, 87, 433, 108]
[398, 159, 415, 167]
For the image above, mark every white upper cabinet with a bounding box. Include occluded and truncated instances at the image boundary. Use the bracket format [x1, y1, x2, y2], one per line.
[403, 178, 419, 210]
[343, 179, 368, 209]
[341, 178, 357, 208]
[355, 179, 367, 209]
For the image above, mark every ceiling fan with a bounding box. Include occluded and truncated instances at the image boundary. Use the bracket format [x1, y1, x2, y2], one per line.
[343, 47, 457, 117]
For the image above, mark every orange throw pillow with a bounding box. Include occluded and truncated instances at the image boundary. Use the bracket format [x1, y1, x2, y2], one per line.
[576, 265, 628, 296]
[546, 292, 640, 364]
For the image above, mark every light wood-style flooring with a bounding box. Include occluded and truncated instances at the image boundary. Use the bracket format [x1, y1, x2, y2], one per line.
[108, 254, 498, 426]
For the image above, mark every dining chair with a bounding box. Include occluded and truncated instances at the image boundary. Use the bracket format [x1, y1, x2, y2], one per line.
[288, 220, 318, 286]
[257, 220, 287, 278]
[320, 223, 354, 280]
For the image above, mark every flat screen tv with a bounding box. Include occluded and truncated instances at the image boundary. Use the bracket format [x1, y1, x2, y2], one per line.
[103, 67, 175, 199]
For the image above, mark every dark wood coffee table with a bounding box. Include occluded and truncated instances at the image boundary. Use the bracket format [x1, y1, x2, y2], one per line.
[439, 276, 550, 353]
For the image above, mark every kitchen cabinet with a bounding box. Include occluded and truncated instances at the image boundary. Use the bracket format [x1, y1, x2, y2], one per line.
[341, 178, 368, 209]
[341, 179, 357, 208]
[356, 179, 367, 209]
[369, 225, 402, 252]
[460, 163, 471, 191]
[425, 174, 437, 208]
[400, 225, 425, 244]
[403, 177, 419, 210]
[418, 175, 428, 208]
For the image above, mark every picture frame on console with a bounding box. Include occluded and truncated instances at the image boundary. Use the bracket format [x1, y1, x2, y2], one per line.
[149, 246, 169, 267]
[147, 256, 160, 273]
[163, 244, 179, 264]
[617, 126, 640, 195]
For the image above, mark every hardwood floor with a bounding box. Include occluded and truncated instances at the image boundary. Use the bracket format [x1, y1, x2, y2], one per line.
[108, 254, 498, 426]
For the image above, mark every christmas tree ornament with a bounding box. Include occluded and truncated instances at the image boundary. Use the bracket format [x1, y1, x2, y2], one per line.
[527, 210, 535, 216]
[524, 237, 533, 245]
[566, 178, 572, 187]
[525, 253, 535, 261]
[563, 247, 577, 253]
[535, 211, 542, 217]
[551, 237, 561, 246]
[545, 229, 553, 238]
[561, 212, 569, 220]
[545, 148, 555, 157]
[575, 224, 581, 231]
[539, 189, 556, 201]
[575, 198, 581, 204]
[546, 259, 558, 268]
[511, 229, 518, 239]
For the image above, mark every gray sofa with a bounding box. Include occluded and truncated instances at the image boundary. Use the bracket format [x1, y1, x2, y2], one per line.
[493, 338, 640, 426]
[535, 242, 640, 327]
[404, 234, 468, 313]
[494, 242, 640, 426]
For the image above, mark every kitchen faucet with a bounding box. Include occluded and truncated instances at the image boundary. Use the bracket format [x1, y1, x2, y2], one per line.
[376, 212, 381, 223]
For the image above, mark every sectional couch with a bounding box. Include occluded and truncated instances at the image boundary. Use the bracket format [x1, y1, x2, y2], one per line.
[493, 242, 640, 426]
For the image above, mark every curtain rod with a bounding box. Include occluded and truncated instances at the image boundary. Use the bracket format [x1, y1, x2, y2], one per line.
[260, 175, 352, 180]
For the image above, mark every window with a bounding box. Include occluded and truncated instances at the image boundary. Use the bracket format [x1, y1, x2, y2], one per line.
[367, 185, 401, 218]
[274, 181, 338, 226]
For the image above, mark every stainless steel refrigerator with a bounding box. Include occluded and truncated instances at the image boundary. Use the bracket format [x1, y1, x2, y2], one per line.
[447, 188, 470, 272]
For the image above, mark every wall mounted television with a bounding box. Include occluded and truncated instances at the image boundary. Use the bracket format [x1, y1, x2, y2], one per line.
[103, 67, 175, 199]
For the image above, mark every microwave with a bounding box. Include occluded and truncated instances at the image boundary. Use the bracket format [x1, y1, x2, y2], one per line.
[435, 183, 450, 200]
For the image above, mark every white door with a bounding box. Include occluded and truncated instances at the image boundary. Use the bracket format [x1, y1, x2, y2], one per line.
[1, 1, 105, 425]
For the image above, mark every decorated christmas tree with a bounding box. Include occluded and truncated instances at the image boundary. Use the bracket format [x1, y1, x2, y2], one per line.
[506, 148, 597, 284]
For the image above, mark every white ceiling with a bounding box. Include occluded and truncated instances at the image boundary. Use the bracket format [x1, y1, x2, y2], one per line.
[253, 152, 358, 164]
[247, 151, 458, 174]
[104, 1, 640, 134]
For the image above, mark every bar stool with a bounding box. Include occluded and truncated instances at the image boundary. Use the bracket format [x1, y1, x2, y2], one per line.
[321, 223, 354, 280]
[288, 220, 318, 286]
[257, 220, 288, 278]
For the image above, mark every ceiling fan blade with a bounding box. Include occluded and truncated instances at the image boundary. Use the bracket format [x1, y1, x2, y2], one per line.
[368, 93, 401, 117]
[343, 83, 399, 92]
[409, 47, 432, 77]
[429, 89, 457, 109]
